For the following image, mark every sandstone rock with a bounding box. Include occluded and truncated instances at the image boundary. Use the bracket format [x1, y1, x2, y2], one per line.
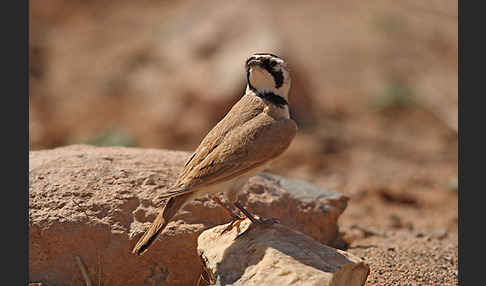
[29, 145, 348, 286]
[197, 219, 369, 286]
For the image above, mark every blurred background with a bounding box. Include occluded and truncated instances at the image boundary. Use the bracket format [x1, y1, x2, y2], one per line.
[29, 0, 457, 233]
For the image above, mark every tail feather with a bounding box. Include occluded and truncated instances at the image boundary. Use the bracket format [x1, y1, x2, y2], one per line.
[132, 193, 191, 255]
[156, 187, 191, 200]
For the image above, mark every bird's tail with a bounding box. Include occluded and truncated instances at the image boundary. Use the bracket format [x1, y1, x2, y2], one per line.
[132, 193, 191, 255]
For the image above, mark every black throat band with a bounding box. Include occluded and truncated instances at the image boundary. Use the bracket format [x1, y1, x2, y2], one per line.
[248, 86, 288, 108]
[260, 91, 288, 108]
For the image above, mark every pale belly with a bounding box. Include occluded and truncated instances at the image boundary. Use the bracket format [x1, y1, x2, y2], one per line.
[186, 161, 271, 203]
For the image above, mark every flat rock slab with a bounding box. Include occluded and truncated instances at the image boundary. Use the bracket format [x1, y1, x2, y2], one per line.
[198, 219, 369, 286]
[29, 145, 349, 286]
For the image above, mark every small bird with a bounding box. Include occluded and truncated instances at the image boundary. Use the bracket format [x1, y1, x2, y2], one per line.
[132, 53, 297, 255]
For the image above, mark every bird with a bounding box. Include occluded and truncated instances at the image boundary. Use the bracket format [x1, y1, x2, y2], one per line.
[132, 53, 297, 255]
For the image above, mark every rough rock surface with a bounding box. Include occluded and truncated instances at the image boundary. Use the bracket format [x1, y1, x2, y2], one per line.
[29, 145, 349, 286]
[197, 219, 369, 286]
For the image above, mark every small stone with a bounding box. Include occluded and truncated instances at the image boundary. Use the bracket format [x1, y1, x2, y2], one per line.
[389, 214, 402, 228]
[143, 176, 156, 186]
[432, 228, 448, 240]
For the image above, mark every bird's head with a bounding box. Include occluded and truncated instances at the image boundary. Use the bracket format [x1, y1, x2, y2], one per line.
[245, 53, 291, 104]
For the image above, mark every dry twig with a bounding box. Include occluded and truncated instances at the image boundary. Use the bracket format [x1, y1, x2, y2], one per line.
[75, 255, 93, 286]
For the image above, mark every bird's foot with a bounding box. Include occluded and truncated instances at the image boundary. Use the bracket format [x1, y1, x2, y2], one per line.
[233, 201, 280, 229]
[234, 216, 280, 239]
[256, 217, 280, 226]
[220, 215, 245, 235]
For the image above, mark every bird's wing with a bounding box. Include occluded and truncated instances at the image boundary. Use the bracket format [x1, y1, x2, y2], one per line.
[181, 94, 265, 176]
[173, 112, 297, 194]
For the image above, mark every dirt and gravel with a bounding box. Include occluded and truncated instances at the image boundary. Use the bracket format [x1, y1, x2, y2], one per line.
[29, 0, 458, 285]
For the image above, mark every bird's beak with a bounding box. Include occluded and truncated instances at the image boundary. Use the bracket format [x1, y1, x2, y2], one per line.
[247, 59, 261, 68]
[248, 59, 260, 66]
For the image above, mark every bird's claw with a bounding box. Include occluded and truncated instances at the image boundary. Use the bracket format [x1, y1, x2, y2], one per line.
[220, 215, 245, 235]
[256, 217, 280, 225]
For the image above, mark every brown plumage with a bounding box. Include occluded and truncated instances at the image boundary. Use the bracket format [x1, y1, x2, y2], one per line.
[132, 53, 297, 255]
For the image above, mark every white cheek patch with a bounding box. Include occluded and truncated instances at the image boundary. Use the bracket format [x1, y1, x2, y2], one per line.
[249, 68, 274, 91]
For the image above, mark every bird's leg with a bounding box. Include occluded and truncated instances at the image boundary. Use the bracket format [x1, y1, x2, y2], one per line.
[211, 195, 240, 218]
[233, 201, 258, 223]
[229, 177, 278, 226]
[234, 202, 280, 226]
[210, 195, 244, 234]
